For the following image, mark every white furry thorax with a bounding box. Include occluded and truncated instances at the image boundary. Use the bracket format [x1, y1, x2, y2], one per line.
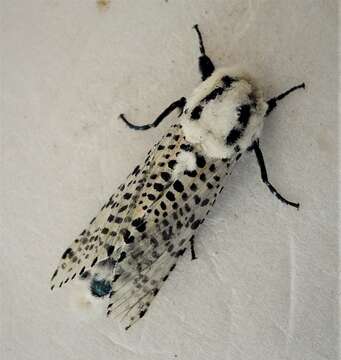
[181, 68, 268, 159]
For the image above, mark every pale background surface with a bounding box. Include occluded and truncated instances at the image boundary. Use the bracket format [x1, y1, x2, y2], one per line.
[1, 1, 338, 359]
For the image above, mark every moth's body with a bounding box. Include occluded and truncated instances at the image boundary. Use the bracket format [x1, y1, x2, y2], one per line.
[182, 67, 267, 159]
[51, 25, 304, 330]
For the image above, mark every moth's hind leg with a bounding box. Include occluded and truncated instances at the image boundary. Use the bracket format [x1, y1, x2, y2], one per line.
[119, 97, 186, 131]
[190, 235, 197, 260]
[252, 141, 300, 209]
[193, 24, 215, 81]
[266, 83, 305, 116]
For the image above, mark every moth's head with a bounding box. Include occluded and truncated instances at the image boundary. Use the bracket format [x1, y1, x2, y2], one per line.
[182, 68, 268, 159]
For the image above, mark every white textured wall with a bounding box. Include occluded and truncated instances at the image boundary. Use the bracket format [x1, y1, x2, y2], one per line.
[1, 1, 338, 359]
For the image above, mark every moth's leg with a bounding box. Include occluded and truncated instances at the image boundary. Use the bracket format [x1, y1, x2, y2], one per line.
[252, 141, 300, 209]
[190, 236, 197, 260]
[266, 83, 305, 116]
[193, 24, 215, 81]
[119, 97, 186, 130]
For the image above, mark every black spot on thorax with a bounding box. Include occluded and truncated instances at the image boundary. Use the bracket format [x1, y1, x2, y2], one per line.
[237, 104, 251, 127]
[189, 76, 235, 121]
[190, 105, 203, 120]
[225, 128, 242, 145]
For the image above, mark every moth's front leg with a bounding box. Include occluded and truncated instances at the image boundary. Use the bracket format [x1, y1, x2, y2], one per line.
[119, 97, 186, 131]
[252, 140, 300, 209]
[190, 235, 197, 260]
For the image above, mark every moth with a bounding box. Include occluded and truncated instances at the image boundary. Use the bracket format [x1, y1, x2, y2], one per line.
[51, 25, 305, 330]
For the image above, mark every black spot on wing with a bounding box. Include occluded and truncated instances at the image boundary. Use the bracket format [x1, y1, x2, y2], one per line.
[123, 193, 132, 200]
[181, 192, 188, 200]
[166, 191, 176, 201]
[147, 194, 156, 201]
[51, 269, 58, 280]
[107, 214, 115, 222]
[161, 172, 171, 182]
[91, 257, 98, 267]
[80, 271, 90, 279]
[184, 170, 197, 177]
[201, 198, 209, 206]
[190, 183, 197, 191]
[113, 274, 121, 282]
[120, 228, 131, 242]
[195, 153, 206, 168]
[180, 143, 193, 152]
[115, 217, 123, 224]
[168, 160, 177, 169]
[132, 165, 140, 176]
[153, 183, 164, 192]
[139, 309, 147, 318]
[209, 164, 216, 172]
[173, 180, 184, 193]
[62, 248, 74, 260]
[191, 219, 201, 230]
[160, 201, 167, 210]
[107, 245, 115, 256]
[132, 218, 146, 232]
[118, 251, 127, 262]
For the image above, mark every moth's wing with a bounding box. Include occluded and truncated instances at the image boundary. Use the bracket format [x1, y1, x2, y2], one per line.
[50, 143, 166, 290]
[106, 132, 230, 329]
[50, 124, 183, 290]
[106, 231, 192, 330]
[98, 123, 188, 264]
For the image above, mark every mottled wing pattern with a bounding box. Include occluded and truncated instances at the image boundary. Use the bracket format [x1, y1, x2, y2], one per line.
[50, 166, 149, 290]
[51, 122, 238, 330]
[105, 126, 235, 329]
[50, 124, 186, 290]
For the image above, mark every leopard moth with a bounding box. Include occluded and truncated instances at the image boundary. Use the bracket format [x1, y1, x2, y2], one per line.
[50, 24, 305, 330]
